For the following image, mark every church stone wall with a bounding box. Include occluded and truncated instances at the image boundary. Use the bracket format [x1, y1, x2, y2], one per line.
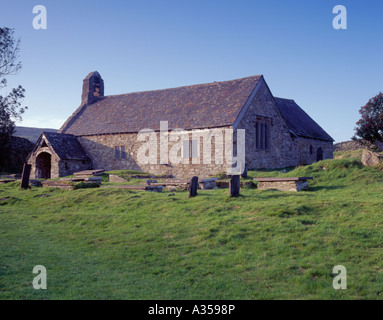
[77, 128, 235, 179]
[236, 80, 333, 169]
[237, 80, 298, 169]
[294, 137, 334, 165]
[58, 159, 92, 177]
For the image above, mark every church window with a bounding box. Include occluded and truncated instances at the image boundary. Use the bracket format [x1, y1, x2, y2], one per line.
[115, 146, 126, 159]
[182, 139, 199, 159]
[255, 116, 271, 150]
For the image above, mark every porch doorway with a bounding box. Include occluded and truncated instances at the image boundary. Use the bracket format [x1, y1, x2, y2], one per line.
[36, 152, 52, 179]
[316, 147, 323, 162]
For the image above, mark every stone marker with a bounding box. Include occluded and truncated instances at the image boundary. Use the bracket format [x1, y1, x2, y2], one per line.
[230, 175, 240, 197]
[361, 150, 383, 167]
[200, 178, 217, 189]
[20, 163, 31, 189]
[189, 176, 199, 198]
[241, 163, 248, 178]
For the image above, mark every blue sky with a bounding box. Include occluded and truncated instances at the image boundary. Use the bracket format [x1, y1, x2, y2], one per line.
[1, 0, 382, 143]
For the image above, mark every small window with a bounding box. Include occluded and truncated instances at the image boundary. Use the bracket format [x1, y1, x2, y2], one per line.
[120, 146, 126, 159]
[255, 118, 271, 150]
[115, 146, 126, 159]
[310, 145, 313, 155]
[183, 140, 199, 159]
[115, 146, 120, 159]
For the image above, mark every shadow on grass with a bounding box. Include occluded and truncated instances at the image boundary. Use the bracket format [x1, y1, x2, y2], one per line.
[309, 185, 346, 192]
[256, 192, 309, 200]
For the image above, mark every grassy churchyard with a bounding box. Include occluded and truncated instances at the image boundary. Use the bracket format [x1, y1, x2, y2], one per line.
[1, 151, 383, 299]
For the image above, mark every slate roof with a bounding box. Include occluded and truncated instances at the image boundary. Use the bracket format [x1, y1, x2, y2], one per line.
[42, 132, 90, 161]
[59, 76, 262, 135]
[274, 98, 333, 142]
[59, 74, 333, 143]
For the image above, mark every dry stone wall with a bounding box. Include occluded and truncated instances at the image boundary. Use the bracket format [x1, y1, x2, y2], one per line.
[334, 139, 376, 152]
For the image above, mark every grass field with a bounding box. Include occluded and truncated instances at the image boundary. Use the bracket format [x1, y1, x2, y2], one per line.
[1, 152, 383, 300]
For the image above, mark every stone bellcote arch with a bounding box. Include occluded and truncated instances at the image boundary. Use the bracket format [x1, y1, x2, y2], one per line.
[81, 71, 104, 106]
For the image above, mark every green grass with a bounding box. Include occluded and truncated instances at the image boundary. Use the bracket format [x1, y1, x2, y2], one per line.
[334, 149, 364, 160]
[1, 156, 383, 299]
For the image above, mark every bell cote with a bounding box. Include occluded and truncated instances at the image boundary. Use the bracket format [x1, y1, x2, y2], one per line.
[81, 71, 104, 106]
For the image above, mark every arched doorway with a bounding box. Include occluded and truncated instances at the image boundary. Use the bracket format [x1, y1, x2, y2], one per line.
[36, 152, 52, 179]
[316, 147, 323, 162]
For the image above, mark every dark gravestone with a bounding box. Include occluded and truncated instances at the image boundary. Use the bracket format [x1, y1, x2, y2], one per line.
[21, 163, 31, 189]
[241, 162, 248, 179]
[188, 176, 199, 198]
[230, 175, 240, 197]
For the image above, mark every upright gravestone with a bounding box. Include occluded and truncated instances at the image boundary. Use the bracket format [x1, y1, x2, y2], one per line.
[230, 175, 240, 197]
[241, 162, 248, 179]
[188, 176, 199, 198]
[21, 163, 32, 189]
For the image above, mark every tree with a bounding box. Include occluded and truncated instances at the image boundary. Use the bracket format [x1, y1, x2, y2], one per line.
[354, 92, 383, 143]
[0, 27, 27, 145]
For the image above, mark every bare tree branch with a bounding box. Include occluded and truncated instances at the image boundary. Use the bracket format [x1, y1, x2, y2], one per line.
[0, 28, 27, 147]
[0, 28, 22, 78]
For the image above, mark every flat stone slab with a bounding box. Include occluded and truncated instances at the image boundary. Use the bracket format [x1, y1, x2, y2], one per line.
[0, 179, 16, 184]
[201, 178, 218, 182]
[253, 177, 313, 182]
[0, 174, 21, 179]
[253, 177, 313, 192]
[102, 185, 164, 192]
[200, 178, 218, 189]
[109, 175, 128, 183]
[74, 169, 105, 176]
[61, 177, 102, 184]
[30, 180, 43, 187]
[216, 180, 254, 188]
[150, 182, 188, 186]
[41, 181, 75, 190]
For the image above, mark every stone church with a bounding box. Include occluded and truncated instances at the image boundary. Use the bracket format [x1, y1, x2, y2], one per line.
[27, 71, 334, 179]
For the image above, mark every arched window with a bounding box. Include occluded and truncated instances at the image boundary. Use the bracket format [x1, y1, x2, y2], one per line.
[255, 116, 272, 150]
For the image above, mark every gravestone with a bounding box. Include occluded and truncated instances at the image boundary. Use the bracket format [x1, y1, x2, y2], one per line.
[188, 176, 199, 198]
[230, 175, 240, 197]
[241, 162, 248, 178]
[20, 163, 31, 189]
[200, 178, 217, 189]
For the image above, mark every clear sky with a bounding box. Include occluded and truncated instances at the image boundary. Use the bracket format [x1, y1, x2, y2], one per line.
[1, 0, 382, 143]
